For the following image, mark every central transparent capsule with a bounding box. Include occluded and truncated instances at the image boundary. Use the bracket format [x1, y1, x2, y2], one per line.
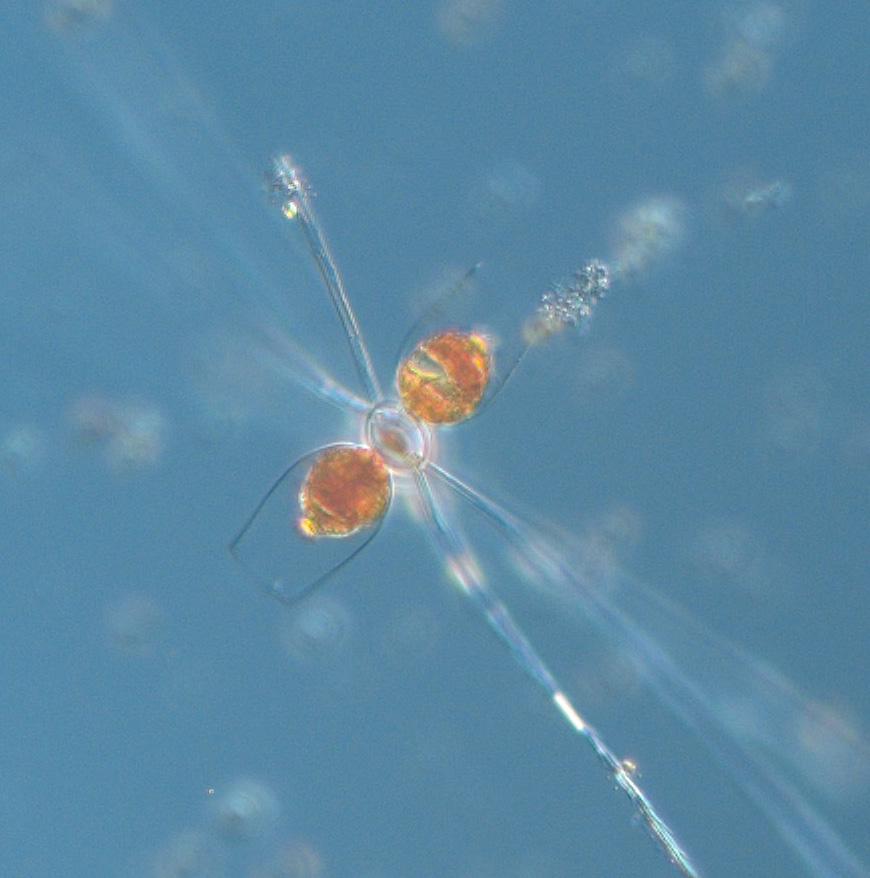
[365, 401, 431, 473]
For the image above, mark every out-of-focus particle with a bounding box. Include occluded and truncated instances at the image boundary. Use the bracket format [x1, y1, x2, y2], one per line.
[382, 604, 442, 661]
[0, 424, 46, 475]
[212, 778, 280, 842]
[45, 0, 113, 33]
[68, 394, 168, 472]
[435, 0, 502, 47]
[690, 519, 775, 597]
[248, 839, 325, 878]
[609, 196, 686, 281]
[704, 2, 797, 98]
[190, 327, 292, 436]
[613, 35, 677, 89]
[68, 395, 116, 445]
[512, 850, 561, 878]
[104, 592, 165, 657]
[840, 417, 870, 467]
[734, 0, 788, 50]
[470, 159, 541, 225]
[510, 505, 642, 605]
[725, 177, 792, 217]
[794, 702, 870, 799]
[570, 644, 642, 711]
[705, 39, 771, 97]
[484, 162, 540, 213]
[759, 367, 827, 456]
[578, 504, 643, 585]
[280, 595, 354, 665]
[817, 152, 870, 221]
[106, 404, 167, 471]
[574, 344, 635, 400]
[150, 829, 223, 878]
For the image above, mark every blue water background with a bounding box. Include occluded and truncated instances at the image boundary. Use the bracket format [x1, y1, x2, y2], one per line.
[2, 2, 868, 876]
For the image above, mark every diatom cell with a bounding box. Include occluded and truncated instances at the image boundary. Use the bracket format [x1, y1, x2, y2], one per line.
[298, 446, 391, 538]
[397, 330, 491, 425]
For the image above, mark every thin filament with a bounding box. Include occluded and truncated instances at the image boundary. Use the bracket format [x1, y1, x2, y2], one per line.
[270, 156, 382, 403]
[414, 469, 700, 878]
